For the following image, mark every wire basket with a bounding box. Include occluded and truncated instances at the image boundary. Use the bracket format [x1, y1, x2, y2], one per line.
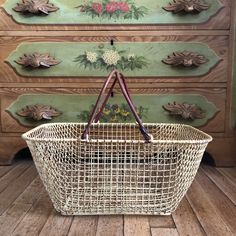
[23, 122, 212, 215]
[22, 71, 212, 215]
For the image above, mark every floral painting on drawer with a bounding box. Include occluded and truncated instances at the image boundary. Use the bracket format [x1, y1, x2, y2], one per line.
[6, 42, 222, 77]
[2, 0, 223, 25]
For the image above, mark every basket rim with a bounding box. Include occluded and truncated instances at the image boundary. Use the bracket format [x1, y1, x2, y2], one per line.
[22, 122, 212, 144]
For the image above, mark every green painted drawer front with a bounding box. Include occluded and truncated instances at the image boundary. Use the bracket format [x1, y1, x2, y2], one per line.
[7, 94, 218, 128]
[3, 0, 223, 25]
[6, 42, 221, 77]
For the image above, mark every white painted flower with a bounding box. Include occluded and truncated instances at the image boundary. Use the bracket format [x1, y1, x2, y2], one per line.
[102, 50, 121, 66]
[86, 51, 97, 63]
[127, 54, 135, 61]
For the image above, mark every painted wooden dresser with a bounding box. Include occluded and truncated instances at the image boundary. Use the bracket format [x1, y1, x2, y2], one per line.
[0, 0, 235, 166]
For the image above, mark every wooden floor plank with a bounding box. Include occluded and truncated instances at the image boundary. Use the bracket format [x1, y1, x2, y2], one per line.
[0, 164, 15, 179]
[187, 180, 234, 236]
[217, 167, 236, 183]
[11, 190, 53, 236]
[0, 162, 31, 193]
[124, 216, 151, 236]
[0, 165, 38, 215]
[0, 162, 235, 236]
[0, 174, 45, 235]
[68, 216, 98, 236]
[172, 197, 206, 236]
[96, 216, 123, 236]
[0, 203, 32, 236]
[14, 176, 44, 205]
[196, 168, 236, 233]
[151, 228, 179, 236]
[202, 165, 236, 205]
[39, 209, 73, 236]
[149, 215, 175, 228]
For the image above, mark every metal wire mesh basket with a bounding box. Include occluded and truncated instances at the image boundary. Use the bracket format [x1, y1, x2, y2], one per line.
[22, 71, 212, 215]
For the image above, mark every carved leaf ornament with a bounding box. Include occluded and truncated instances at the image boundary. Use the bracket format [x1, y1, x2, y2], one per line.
[163, 102, 206, 120]
[17, 104, 61, 121]
[16, 53, 60, 68]
[162, 51, 208, 67]
[163, 0, 209, 14]
[13, 0, 59, 15]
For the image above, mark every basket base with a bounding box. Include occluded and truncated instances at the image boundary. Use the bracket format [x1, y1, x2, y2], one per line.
[59, 212, 173, 216]
[57, 208, 173, 216]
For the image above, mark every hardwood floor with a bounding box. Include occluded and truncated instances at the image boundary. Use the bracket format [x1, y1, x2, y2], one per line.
[0, 158, 235, 236]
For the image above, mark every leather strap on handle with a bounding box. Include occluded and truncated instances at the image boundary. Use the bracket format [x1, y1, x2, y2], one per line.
[81, 70, 152, 142]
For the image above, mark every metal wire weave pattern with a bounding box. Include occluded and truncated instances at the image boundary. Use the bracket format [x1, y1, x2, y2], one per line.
[23, 123, 212, 215]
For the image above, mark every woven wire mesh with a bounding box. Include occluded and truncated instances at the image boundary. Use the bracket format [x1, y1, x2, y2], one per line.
[23, 123, 212, 215]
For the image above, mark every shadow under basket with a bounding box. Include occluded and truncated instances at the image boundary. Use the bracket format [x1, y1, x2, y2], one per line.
[22, 122, 212, 215]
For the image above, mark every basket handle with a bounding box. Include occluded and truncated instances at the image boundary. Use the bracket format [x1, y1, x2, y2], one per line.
[81, 70, 152, 142]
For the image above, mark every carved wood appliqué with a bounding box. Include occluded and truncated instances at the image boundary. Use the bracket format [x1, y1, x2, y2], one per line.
[163, 0, 209, 14]
[16, 53, 60, 68]
[162, 51, 208, 67]
[17, 104, 61, 121]
[13, 0, 59, 15]
[163, 102, 206, 120]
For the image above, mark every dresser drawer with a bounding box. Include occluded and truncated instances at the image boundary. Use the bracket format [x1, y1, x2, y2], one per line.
[0, 35, 228, 83]
[0, 0, 230, 30]
[1, 87, 226, 133]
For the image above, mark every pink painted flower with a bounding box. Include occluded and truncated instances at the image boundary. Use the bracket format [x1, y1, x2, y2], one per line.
[106, 1, 118, 13]
[117, 2, 130, 12]
[92, 2, 103, 14]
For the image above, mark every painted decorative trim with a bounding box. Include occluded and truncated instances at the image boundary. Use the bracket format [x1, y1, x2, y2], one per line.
[5, 42, 221, 77]
[13, 0, 59, 15]
[163, 0, 209, 14]
[16, 53, 60, 68]
[2, 0, 223, 25]
[162, 51, 208, 67]
[6, 94, 218, 127]
[16, 104, 61, 121]
[163, 102, 205, 120]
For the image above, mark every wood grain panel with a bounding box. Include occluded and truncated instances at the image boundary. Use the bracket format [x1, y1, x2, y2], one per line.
[0, 0, 230, 30]
[186, 180, 234, 236]
[149, 215, 175, 228]
[0, 203, 32, 235]
[0, 175, 44, 235]
[11, 190, 53, 236]
[196, 168, 236, 233]
[0, 161, 31, 193]
[151, 228, 179, 236]
[217, 167, 236, 182]
[96, 216, 123, 236]
[68, 216, 98, 236]
[39, 209, 73, 236]
[0, 163, 15, 178]
[14, 176, 44, 205]
[172, 197, 205, 236]
[0, 35, 228, 83]
[0, 161, 235, 234]
[124, 216, 151, 236]
[0, 165, 38, 214]
[201, 165, 236, 204]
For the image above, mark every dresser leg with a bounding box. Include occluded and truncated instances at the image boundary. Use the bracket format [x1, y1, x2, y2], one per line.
[206, 137, 236, 167]
[0, 136, 27, 165]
